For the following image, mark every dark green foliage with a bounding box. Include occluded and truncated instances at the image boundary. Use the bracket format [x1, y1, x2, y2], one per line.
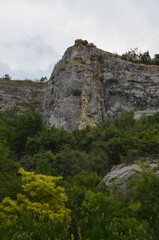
[139, 128, 159, 155]
[83, 40, 88, 45]
[0, 108, 18, 143]
[0, 106, 43, 159]
[98, 55, 104, 64]
[0, 142, 21, 201]
[139, 50, 151, 64]
[39, 76, 47, 83]
[20, 147, 107, 178]
[3, 74, 11, 80]
[1, 107, 159, 239]
[115, 110, 136, 130]
[121, 48, 159, 66]
[65, 169, 158, 240]
[137, 112, 159, 129]
[25, 126, 74, 155]
[127, 169, 159, 238]
[121, 48, 140, 62]
[1, 108, 159, 174]
[154, 54, 159, 65]
[3, 108, 158, 176]
[20, 151, 57, 176]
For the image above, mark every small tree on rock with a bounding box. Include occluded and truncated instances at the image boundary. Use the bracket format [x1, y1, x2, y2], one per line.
[139, 51, 151, 64]
[3, 74, 11, 80]
[40, 76, 47, 83]
[154, 54, 159, 65]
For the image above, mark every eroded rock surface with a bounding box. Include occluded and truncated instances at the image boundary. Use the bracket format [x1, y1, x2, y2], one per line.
[1, 39, 159, 130]
[0, 79, 46, 111]
[103, 160, 159, 191]
[41, 39, 159, 130]
[42, 39, 106, 130]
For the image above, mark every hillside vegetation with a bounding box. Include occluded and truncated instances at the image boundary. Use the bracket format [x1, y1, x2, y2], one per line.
[0, 106, 159, 239]
[121, 48, 159, 65]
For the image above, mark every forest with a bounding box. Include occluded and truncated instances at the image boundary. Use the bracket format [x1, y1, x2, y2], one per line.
[0, 105, 159, 239]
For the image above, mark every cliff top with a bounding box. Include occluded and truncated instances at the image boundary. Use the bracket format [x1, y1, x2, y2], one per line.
[0, 78, 47, 88]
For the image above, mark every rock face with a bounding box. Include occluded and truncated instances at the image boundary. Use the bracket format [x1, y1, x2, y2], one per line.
[1, 40, 159, 130]
[103, 160, 159, 191]
[0, 79, 46, 111]
[42, 39, 106, 130]
[41, 39, 159, 130]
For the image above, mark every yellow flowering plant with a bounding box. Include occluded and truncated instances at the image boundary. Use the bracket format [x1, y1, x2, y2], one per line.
[0, 168, 71, 240]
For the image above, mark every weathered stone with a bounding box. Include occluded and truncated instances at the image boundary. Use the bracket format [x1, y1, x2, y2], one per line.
[0, 79, 46, 111]
[1, 39, 159, 130]
[75, 39, 88, 46]
[103, 160, 159, 191]
[41, 40, 159, 130]
[41, 41, 106, 130]
[88, 43, 96, 47]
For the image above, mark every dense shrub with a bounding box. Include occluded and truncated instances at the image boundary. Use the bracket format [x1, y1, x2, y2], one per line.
[121, 48, 159, 65]
[0, 169, 71, 240]
[1, 107, 159, 238]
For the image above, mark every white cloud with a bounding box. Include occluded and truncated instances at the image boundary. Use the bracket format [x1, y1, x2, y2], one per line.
[0, 0, 159, 79]
[0, 36, 59, 70]
[0, 36, 59, 79]
[0, 60, 55, 80]
[0, 61, 12, 78]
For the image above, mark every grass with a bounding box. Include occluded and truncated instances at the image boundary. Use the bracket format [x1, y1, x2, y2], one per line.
[0, 78, 47, 88]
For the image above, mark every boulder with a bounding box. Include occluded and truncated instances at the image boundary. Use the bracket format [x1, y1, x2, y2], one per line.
[103, 160, 159, 192]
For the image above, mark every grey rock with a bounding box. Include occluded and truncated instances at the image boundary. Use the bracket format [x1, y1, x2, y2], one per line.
[41, 41, 106, 130]
[1, 39, 159, 130]
[0, 79, 46, 111]
[41, 40, 159, 130]
[103, 160, 159, 191]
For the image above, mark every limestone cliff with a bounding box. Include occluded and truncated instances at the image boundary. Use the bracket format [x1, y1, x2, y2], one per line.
[41, 39, 159, 130]
[1, 40, 159, 130]
[0, 79, 46, 111]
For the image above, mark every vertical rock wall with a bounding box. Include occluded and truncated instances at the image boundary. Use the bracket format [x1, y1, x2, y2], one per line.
[1, 40, 159, 131]
[42, 40, 106, 130]
[41, 40, 159, 130]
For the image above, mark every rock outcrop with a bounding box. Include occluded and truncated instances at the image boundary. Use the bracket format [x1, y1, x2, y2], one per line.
[1, 39, 159, 130]
[0, 79, 46, 111]
[41, 39, 159, 130]
[103, 160, 159, 192]
[41, 39, 106, 130]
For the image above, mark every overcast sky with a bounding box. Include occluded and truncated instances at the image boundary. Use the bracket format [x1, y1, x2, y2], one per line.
[0, 0, 159, 80]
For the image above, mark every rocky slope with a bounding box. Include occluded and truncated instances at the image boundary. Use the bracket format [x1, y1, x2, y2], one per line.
[41, 39, 159, 130]
[0, 79, 46, 111]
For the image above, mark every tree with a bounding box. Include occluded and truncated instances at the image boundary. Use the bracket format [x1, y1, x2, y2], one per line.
[139, 51, 151, 64]
[10, 106, 43, 160]
[40, 77, 47, 83]
[121, 48, 139, 62]
[3, 74, 11, 80]
[154, 54, 159, 65]
[0, 169, 71, 239]
[115, 110, 135, 131]
[0, 143, 20, 201]
[121, 49, 152, 65]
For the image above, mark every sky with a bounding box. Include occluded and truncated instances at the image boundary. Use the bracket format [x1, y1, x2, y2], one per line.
[0, 0, 159, 80]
